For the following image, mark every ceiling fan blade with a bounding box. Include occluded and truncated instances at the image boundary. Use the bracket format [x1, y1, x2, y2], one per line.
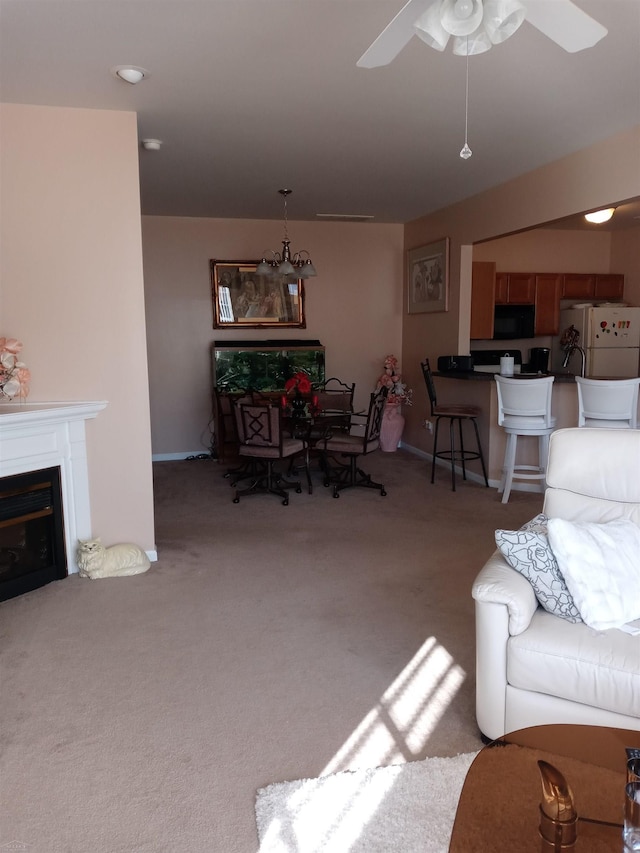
[523, 0, 608, 53]
[357, 0, 435, 68]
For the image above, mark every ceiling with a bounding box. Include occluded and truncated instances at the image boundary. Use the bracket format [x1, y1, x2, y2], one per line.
[1, 0, 639, 226]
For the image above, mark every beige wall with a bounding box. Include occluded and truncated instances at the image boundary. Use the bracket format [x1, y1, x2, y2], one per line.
[402, 125, 640, 455]
[472, 229, 613, 273]
[142, 217, 404, 455]
[0, 103, 156, 553]
[612, 228, 640, 308]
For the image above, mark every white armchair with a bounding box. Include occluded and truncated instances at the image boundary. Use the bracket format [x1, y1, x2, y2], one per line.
[472, 427, 640, 741]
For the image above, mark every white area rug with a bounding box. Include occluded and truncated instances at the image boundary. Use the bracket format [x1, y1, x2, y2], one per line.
[255, 751, 478, 853]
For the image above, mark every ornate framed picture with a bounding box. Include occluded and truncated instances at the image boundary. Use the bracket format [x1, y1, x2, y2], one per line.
[407, 238, 449, 314]
[210, 260, 306, 329]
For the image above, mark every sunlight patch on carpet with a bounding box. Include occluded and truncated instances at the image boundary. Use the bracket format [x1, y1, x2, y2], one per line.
[322, 637, 465, 776]
[255, 751, 478, 853]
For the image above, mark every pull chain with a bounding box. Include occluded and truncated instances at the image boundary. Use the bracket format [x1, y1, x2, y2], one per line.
[460, 40, 472, 160]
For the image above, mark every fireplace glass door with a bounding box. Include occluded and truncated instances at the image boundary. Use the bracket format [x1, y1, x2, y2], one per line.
[0, 467, 67, 602]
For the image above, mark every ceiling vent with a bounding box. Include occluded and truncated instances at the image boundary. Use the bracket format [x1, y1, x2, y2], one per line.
[315, 214, 375, 222]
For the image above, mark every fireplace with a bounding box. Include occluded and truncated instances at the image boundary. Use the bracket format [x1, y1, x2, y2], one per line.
[0, 466, 67, 601]
[0, 401, 107, 583]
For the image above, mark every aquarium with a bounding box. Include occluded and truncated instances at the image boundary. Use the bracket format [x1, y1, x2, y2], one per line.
[212, 340, 325, 392]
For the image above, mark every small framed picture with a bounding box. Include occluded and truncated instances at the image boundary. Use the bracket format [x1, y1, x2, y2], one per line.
[407, 238, 449, 314]
[210, 260, 305, 329]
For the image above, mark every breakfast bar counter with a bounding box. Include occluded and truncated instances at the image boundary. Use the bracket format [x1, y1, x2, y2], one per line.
[430, 372, 580, 487]
[433, 370, 576, 382]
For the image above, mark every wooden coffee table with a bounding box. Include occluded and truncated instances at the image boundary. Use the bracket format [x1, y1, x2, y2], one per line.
[449, 724, 640, 851]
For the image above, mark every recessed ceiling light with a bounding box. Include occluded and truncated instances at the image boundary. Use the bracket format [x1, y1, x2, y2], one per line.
[584, 207, 616, 224]
[111, 65, 149, 85]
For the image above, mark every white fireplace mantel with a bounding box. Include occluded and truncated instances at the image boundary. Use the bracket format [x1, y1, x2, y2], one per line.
[0, 401, 107, 574]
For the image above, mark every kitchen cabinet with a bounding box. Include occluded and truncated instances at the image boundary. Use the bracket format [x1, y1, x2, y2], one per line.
[471, 262, 495, 340]
[561, 273, 624, 300]
[472, 266, 624, 341]
[534, 274, 562, 335]
[594, 274, 625, 299]
[495, 273, 536, 304]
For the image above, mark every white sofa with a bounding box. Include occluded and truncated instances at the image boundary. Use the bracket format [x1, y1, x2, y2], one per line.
[472, 427, 640, 741]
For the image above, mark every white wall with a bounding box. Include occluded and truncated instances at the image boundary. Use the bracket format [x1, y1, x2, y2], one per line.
[1, 103, 156, 553]
[142, 217, 404, 456]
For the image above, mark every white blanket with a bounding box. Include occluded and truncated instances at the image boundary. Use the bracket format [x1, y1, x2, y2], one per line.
[547, 518, 640, 631]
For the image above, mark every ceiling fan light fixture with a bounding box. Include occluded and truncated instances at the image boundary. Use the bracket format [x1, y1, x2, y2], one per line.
[414, 4, 451, 51]
[453, 27, 492, 54]
[440, 0, 484, 37]
[584, 207, 616, 224]
[483, 0, 525, 44]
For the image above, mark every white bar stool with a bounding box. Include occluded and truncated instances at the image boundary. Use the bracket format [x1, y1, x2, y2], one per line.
[575, 377, 640, 429]
[494, 375, 556, 503]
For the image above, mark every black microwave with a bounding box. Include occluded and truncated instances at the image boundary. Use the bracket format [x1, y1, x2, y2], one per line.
[493, 304, 535, 340]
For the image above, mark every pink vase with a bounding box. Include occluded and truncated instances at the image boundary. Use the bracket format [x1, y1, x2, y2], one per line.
[379, 405, 405, 452]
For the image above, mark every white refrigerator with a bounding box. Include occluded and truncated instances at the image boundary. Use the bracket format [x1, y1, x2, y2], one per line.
[554, 305, 640, 378]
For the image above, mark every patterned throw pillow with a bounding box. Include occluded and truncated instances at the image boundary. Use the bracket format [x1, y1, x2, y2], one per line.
[495, 514, 582, 623]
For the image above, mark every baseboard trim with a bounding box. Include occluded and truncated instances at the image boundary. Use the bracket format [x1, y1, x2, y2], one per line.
[152, 452, 213, 462]
[400, 441, 543, 494]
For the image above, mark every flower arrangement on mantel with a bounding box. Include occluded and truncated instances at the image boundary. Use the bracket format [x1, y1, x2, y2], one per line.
[0, 337, 30, 400]
[376, 354, 412, 407]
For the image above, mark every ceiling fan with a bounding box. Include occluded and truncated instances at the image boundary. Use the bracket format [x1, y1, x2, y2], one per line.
[357, 0, 608, 67]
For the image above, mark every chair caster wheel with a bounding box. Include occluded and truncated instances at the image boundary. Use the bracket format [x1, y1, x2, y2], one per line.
[333, 491, 340, 499]
[323, 480, 330, 488]
[283, 498, 289, 506]
[295, 486, 302, 494]
[233, 497, 239, 503]
[381, 489, 387, 496]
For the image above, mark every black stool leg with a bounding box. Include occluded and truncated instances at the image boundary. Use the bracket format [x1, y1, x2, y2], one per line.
[471, 417, 489, 487]
[449, 417, 456, 491]
[457, 417, 467, 481]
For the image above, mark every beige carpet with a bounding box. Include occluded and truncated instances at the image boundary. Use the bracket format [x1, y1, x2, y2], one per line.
[0, 451, 541, 852]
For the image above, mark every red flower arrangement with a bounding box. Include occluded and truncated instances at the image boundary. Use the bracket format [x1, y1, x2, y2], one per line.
[284, 371, 312, 395]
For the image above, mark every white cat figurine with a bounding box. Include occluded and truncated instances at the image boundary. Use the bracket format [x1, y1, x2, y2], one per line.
[77, 537, 150, 580]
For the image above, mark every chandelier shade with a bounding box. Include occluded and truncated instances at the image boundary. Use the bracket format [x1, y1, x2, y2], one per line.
[256, 190, 317, 279]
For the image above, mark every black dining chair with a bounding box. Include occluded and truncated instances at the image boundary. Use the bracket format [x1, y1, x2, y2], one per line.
[232, 400, 310, 504]
[319, 386, 388, 498]
[313, 378, 356, 433]
[421, 359, 488, 491]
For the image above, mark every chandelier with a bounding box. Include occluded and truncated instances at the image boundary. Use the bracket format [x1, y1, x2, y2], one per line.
[414, 0, 526, 56]
[256, 190, 317, 279]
